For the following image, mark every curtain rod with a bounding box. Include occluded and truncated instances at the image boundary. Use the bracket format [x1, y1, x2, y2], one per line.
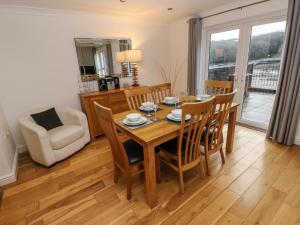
[187, 0, 270, 22]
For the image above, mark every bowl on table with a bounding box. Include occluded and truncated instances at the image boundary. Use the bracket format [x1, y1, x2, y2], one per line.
[164, 97, 176, 104]
[126, 113, 142, 122]
[141, 102, 155, 111]
[171, 109, 182, 119]
[196, 94, 211, 101]
[167, 109, 191, 122]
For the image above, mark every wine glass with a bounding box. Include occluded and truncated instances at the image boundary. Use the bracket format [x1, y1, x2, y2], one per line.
[152, 100, 159, 122]
[180, 91, 185, 102]
[145, 96, 154, 118]
[145, 103, 152, 118]
[197, 89, 203, 97]
[174, 94, 180, 109]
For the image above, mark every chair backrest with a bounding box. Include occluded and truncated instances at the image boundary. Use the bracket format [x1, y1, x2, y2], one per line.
[177, 98, 214, 166]
[205, 90, 236, 152]
[150, 83, 172, 102]
[124, 87, 152, 110]
[94, 102, 130, 170]
[205, 80, 233, 95]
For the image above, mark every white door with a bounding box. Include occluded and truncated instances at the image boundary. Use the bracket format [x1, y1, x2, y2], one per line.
[239, 21, 286, 129]
[205, 18, 286, 130]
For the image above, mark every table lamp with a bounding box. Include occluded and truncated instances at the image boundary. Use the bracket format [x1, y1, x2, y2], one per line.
[116, 51, 129, 77]
[124, 49, 143, 86]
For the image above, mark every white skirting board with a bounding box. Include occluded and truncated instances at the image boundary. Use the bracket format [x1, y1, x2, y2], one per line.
[0, 150, 18, 186]
[294, 137, 300, 146]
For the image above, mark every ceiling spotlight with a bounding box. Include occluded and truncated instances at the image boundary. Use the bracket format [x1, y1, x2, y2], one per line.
[167, 7, 173, 11]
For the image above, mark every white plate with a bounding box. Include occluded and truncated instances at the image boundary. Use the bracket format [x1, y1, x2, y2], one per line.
[139, 105, 155, 111]
[161, 100, 179, 105]
[167, 113, 191, 122]
[123, 116, 147, 126]
[196, 94, 211, 101]
[196, 95, 211, 101]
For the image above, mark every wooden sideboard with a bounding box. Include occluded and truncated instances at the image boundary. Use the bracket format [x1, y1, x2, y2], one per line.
[79, 86, 143, 141]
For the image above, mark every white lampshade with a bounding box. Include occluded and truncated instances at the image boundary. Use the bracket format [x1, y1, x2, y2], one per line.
[115, 51, 126, 62]
[124, 50, 143, 63]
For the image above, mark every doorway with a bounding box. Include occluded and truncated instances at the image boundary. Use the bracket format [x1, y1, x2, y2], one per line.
[205, 19, 286, 129]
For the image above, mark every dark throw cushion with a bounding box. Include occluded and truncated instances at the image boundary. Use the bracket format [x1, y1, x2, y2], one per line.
[31, 108, 63, 131]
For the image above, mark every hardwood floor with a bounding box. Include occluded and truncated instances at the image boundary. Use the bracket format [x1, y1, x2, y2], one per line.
[1, 126, 300, 225]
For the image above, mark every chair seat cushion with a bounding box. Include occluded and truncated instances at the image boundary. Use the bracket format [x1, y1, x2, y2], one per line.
[123, 140, 144, 164]
[49, 125, 84, 150]
[123, 139, 160, 164]
[158, 138, 186, 156]
[201, 126, 215, 143]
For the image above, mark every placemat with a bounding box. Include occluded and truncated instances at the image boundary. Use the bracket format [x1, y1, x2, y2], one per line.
[120, 120, 154, 130]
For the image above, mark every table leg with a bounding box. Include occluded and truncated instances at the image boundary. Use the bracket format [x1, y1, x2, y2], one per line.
[226, 107, 237, 153]
[143, 144, 157, 208]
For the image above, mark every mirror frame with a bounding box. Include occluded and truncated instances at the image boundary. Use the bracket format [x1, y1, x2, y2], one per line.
[74, 37, 132, 82]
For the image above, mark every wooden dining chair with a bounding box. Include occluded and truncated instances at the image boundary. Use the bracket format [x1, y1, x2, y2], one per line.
[150, 83, 172, 102]
[94, 102, 161, 200]
[157, 98, 214, 193]
[202, 90, 236, 175]
[124, 87, 152, 110]
[205, 80, 233, 95]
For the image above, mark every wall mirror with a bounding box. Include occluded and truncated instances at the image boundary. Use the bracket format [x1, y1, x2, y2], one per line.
[75, 38, 132, 81]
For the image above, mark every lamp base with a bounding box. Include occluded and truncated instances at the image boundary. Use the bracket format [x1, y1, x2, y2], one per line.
[131, 63, 139, 87]
[121, 63, 129, 77]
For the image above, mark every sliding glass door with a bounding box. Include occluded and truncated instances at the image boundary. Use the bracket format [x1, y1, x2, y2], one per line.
[206, 18, 286, 130]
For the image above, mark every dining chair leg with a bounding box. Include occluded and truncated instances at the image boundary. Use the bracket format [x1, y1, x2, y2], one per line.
[204, 149, 210, 176]
[220, 147, 225, 164]
[114, 164, 119, 183]
[155, 153, 161, 183]
[199, 159, 206, 179]
[126, 174, 132, 200]
[178, 171, 184, 194]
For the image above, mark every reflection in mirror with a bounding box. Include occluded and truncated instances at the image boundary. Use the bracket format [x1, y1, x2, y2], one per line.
[75, 38, 132, 81]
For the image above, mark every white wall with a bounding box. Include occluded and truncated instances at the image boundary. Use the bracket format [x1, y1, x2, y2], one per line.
[0, 6, 171, 149]
[0, 100, 17, 185]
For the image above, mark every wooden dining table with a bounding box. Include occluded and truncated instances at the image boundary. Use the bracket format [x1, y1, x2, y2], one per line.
[114, 102, 239, 208]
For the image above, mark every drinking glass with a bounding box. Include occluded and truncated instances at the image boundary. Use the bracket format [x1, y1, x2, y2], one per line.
[182, 90, 190, 102]
[145, 104, 152, 117]
[146, 109, 152, 117]
[152, 101, 159, 122]
[174, 95, 180, 109]
[196, 89, 203, 97]
[145, 97, 154, 117]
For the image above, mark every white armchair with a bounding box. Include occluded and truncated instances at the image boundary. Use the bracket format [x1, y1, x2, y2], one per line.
[19, 106, 90, 166]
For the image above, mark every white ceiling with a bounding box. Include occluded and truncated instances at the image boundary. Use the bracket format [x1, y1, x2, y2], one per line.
[0, 0, 239, 21]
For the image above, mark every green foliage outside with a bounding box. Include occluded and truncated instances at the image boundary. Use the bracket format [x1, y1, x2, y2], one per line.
[209, 31, 285, 65]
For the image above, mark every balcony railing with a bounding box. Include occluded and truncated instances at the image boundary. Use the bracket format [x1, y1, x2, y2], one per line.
[246, 59, 280, 93]
[208, 58, 281, 94]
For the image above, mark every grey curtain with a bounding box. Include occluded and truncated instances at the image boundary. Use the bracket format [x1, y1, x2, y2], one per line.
[266, 0, 300, 145]
[187, 17, 202, 95]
